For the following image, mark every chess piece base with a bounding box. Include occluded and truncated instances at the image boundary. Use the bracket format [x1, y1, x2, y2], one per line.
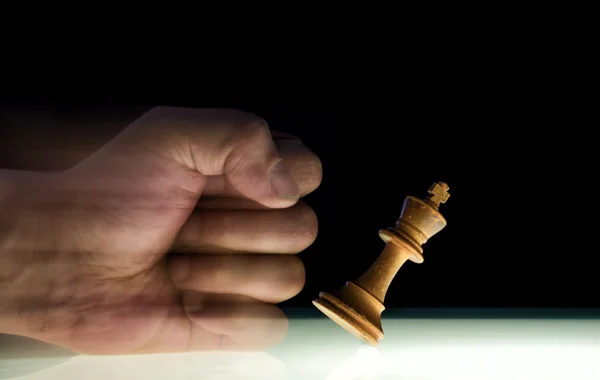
[312, 287, 384, 346]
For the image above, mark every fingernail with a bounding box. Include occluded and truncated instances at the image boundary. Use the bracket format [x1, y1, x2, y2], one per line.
[169, 258, 190, 283]
[269, 160, 300, 200]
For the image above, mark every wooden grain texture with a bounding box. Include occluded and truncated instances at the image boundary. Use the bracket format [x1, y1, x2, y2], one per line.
[313, 182, 450, 345]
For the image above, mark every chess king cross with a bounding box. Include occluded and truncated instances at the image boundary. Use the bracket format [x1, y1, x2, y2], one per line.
[313, 182, 450, 345]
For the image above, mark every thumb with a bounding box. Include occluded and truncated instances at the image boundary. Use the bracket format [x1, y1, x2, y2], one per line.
[86, 107, 300, 209]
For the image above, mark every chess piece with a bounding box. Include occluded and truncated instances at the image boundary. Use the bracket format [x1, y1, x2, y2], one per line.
[313, 182, 450, 346]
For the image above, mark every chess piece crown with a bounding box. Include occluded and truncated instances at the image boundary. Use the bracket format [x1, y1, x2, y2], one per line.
[312, 182, 450, 345]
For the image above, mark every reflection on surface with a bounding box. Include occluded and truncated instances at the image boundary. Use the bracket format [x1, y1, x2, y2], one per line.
[2, 309, 600, 379]
[324, 346, 382, 380]
[2, 350, 288, 380]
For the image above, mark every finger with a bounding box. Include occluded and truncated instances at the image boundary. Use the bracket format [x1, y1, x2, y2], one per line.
[183, 293, 289, 351]
[201, 135, 322, 199]
[75, 107, 301, 209]
[168, 254, 305, 303]
[172, 201, 318, 254]
[196, 196, 268, 210]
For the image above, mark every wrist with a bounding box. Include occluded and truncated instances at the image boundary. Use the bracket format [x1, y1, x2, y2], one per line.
[0, 170, 84, 340]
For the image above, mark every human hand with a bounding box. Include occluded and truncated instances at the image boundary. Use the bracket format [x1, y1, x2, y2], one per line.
[0, 107, 322, 354]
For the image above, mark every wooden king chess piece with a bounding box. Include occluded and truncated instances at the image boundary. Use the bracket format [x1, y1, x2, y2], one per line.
[313, 182, 450, 346]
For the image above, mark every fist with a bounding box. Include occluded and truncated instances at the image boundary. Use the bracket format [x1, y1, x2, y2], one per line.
[0, 107, 322, 354]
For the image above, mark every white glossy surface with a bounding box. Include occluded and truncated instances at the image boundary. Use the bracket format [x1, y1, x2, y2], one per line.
[2, 313, 600, 379]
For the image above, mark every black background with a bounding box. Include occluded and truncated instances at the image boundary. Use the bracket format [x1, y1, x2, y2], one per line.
[0, 82, 595, 310]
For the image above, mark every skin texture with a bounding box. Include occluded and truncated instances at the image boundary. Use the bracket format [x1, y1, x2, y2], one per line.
[0, 107, 322, 355]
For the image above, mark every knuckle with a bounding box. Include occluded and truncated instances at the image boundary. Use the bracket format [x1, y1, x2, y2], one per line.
[227, 109, 270, 138]
[217, 109, 270, 135]
[221, 111, 275, 172]
[239, 118, 272, 146]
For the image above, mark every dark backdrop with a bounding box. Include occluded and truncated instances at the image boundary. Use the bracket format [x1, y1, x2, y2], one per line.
[0, 90, 594, 309]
